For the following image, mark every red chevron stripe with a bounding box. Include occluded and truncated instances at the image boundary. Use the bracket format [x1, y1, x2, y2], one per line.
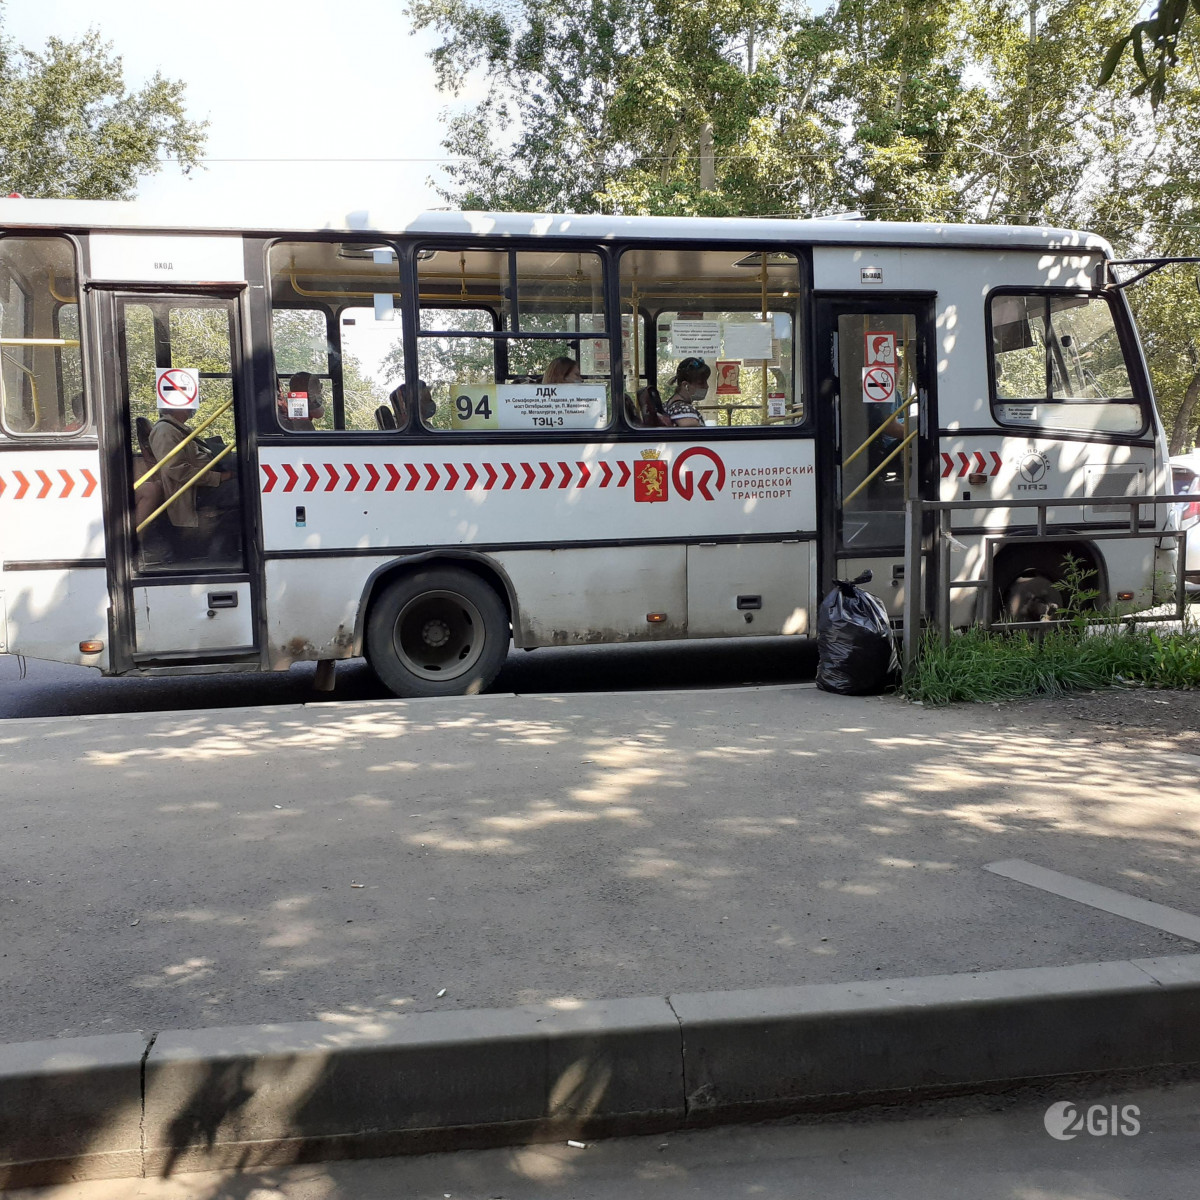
[973, 452, 986, 474]
[35, 470, 52, 499]
[13, 471, 29, 499]
[405, 463, 420, 491]
[303, 464, 320, 492]
[261, 464, 278, 493]
[344, 464, 361, 492]
[519, 463, 534, 490]
[557, 462, 572, 488]
[463, 463, 479, 490]
[444, 463, 460, 490]
[386, 464, 403, 492]
[324, 464, 340, 492]
[616, 462, 631, 487]
[576, 462, 590, 488]
[502, 463, 517, 490]
[0, 474, 6, 498]
[364, 463, 381, 491]
[598, 461, 613, 487]
[483, 463, 498, 490]
[282, 464, 299, 493]
[990, 451, 1003, 475]
[957, 453, 970, 478]
[80, 468, 97, 499]
[59, 469, 74, 498]
[424, 463, 440, 491]
[539, 462, 555, 489]
[941, 453, 954, 479]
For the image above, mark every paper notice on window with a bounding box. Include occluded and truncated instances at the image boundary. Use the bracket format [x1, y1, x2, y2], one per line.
[999, 404, 1038, 423]
[451, 383, 608, 431]
[768, 391, 787, 418]
[669, 319, 721, 361]
[287, 391, 309, 419]
[578, 314, 610, 377]
[722, 319, 773, 360]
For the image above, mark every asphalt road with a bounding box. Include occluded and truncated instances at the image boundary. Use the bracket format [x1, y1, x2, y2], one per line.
[3, 684, 1198, 1043]
[0, 637, 820, 719]
[10, 1078, 1200, 1199]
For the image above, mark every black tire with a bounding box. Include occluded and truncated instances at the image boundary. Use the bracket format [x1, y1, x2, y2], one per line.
[365, 567, 509, 697]
[995, 547, 1099, 623]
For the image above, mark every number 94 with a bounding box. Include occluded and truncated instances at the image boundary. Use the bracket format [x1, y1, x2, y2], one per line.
[455, 394, 493, 421]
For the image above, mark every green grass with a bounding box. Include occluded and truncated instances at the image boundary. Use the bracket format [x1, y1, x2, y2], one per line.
[903, 624, 1200, 705]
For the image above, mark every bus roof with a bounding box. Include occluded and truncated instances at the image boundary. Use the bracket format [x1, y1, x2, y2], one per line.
[0, 197, 1114, 256]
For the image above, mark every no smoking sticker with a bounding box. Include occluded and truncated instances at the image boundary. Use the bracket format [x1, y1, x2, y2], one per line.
[861, 365, 896, 404]
[155, 367, 200, 412]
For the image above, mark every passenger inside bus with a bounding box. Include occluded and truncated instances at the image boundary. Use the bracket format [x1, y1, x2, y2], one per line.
[390, 380, 437, 429]
[148, 409, 239, 562]
[627, 385, 672, 428]
[542, 357, 582, 384]
[662, 358, 708, 427]
[277, 372, 326, 432]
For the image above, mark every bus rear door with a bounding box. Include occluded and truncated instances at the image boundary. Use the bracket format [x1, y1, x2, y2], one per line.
[814, 296, 937, 618]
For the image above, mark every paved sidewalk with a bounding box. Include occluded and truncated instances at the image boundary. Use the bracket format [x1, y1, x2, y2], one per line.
[10, 1078, 1200, 1200]
[3, 685, 1198, 1043]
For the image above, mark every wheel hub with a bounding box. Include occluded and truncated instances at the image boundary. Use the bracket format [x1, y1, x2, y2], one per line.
[422, 618, 451, 648]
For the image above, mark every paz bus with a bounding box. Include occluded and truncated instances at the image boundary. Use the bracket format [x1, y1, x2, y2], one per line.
[0, 200, 1177, 696]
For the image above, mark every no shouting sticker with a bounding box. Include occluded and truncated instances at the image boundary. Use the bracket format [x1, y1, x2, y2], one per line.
[155, 367, 200, 411]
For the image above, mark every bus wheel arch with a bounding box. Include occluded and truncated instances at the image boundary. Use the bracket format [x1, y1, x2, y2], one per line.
[992, 541, 1108, 623]
[362, 557, 513, 698]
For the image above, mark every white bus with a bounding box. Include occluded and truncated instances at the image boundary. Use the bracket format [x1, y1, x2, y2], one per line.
[0, 200, 1176, 696]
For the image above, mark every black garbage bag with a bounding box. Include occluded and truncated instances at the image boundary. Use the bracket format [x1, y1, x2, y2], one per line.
[816, 572, 897, 695]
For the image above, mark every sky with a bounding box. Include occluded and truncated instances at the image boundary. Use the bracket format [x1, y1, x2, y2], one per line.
[6, 0, 469, 216]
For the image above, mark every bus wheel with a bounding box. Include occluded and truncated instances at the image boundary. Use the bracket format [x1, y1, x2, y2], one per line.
[366, 567, 509, 697]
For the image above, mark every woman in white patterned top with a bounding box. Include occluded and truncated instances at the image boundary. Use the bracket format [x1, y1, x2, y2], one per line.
[663, 358, 708, 427]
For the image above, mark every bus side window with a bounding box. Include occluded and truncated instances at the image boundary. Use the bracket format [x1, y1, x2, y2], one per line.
[267, 240, 407, 433]
[0, 236, 87, 438]
[416, 248, 610, 434]
[989, 289, 1143, 435]
[619, 247, 804, 430]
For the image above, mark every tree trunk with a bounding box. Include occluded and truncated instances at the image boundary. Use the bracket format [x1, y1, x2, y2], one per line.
[699, 122, 715, 190]
[1169, 367, 1200, 455]
[1021, 0, 1037, 223]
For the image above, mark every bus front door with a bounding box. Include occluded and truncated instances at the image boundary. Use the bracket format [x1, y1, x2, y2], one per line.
[815, 297, 936, 620]
[98, 290, 261, 671]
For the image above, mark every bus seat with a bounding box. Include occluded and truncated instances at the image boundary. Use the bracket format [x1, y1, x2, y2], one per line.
[375, 405, 397, 430]
[136, 416, 156, 463]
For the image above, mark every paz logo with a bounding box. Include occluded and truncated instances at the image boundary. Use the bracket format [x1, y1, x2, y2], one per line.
[1018, 450, 1050, 484]
[1043, 1101, 1079, 1140]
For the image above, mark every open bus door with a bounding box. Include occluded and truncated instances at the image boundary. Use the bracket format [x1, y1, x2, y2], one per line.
[814, 296, 937, 621]
[95, 289, 262, 673]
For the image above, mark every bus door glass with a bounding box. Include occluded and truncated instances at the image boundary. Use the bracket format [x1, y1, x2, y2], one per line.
[108, 292, 258, 659]
[816, 298, 934, 616]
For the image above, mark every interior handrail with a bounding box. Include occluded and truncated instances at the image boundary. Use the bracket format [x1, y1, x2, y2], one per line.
[0, 337, 81, 347]
[844, 429, 918, 504]
[133, 399, 232, 491]
[843, 395, 918, 469]
[135, 443, 234, 534]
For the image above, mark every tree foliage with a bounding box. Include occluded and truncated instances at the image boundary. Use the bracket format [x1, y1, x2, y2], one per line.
[410, 0, 1140, 226]
[1099, 0, 1200, 110]
[0, 20, 206, 199]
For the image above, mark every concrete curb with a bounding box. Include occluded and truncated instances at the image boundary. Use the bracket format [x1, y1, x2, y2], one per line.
[4, 953, 1200, 1187]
